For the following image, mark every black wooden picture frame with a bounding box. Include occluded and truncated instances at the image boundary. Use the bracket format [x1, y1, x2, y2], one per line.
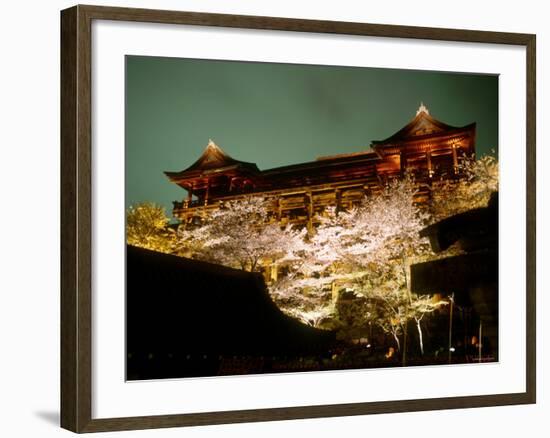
[60, 4, 536, 433]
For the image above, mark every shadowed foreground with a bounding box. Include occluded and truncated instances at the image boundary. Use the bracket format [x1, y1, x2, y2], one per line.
[126, 245, 335, 380]
[411, 193, 499, 360]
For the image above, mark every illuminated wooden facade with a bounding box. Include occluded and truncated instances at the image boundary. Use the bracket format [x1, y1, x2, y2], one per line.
[165, 104, 476, 227]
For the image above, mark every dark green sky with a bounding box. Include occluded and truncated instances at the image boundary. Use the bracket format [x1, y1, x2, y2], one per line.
[126, 56, 498, 215]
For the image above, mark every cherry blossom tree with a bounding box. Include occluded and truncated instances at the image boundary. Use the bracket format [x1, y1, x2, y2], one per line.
[175, 196, 335, 326]
[409, 294, 447, 356]
[270, 176, 436, 345]
[352, 261, 446, 359]
[431, 153, 499, 221]
[178, 196, 306, 272]
[270, 281, 335, 327]
[313, 176, 430, 276]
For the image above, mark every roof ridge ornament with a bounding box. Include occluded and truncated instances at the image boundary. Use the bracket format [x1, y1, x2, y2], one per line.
[207, 138, 219, 149]
[416, 102, 430, 116]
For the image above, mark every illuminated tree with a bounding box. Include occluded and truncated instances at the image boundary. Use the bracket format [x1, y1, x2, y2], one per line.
[432, 153, 499, 221]
[352, 262, 446, 357]
[367, 278, 408, 352]
[179, 196, 306, 272]
[295, 176, 449, 358]
[178, 196, 336, 326]
[314, 176, 430, 276]
[409, 294, 447, 355]
[269, 279, 334, 328]
[343, 177, 444, 359]
[126, 202, 176, 254]
[270, 176, 437, 342]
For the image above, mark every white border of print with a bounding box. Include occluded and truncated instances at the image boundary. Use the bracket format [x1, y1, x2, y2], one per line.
[92, 19, 526, 419]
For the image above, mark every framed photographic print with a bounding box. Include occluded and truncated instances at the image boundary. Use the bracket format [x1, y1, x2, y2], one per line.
[60, 4, 536, 433]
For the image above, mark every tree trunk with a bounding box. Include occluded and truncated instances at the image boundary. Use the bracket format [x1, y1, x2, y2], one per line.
[416, 319, 424, 356]
[402, 257, 411, 366]
[448, 293, 454, 364]
[402, 322, 408, 366]
[393, 332, 400, 352]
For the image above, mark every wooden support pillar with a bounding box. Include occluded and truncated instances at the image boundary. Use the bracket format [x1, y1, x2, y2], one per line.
[334, 189, 341, 213]
[185, 184, 193, 208]
[271, 263, 278, 282]
[426, 150, 434, 178]
[303, 192, 314, 233]
[400, 152, 405, 175]
[262, 264, 271, 283]
[277, 197, 282, 221]
[363, 185, 370, 199]
[452, 146, 459, 174]
[331, 281, 339, 303]
[204, 179, 210, 206]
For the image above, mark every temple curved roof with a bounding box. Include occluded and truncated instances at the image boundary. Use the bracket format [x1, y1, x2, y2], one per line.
[164, 140, 260, 182]
[371, 103, 475, 149]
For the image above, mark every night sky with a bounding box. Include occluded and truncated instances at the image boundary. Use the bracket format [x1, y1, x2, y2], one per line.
[126, 56, 498, 216]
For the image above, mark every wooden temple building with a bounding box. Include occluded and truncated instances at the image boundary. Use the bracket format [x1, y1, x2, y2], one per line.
[165, 104, 476, 227]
